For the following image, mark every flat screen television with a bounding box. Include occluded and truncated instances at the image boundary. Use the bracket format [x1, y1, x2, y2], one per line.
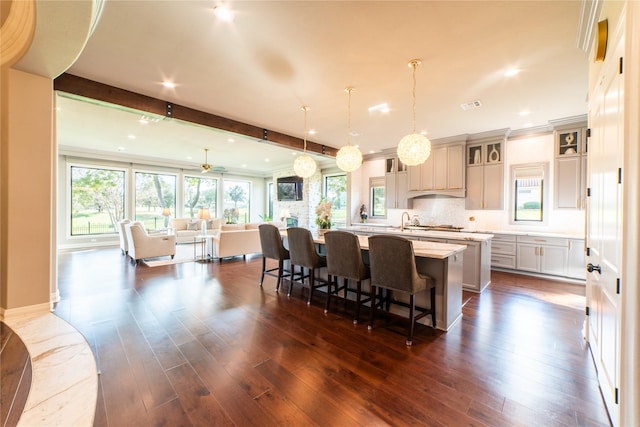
[277, 176, 303, 201]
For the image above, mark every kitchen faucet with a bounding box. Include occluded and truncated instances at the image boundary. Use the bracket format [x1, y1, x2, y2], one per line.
[401, 211, 410, 232]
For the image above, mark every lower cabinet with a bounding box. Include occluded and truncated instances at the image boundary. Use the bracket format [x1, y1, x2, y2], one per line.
[492, 233, 585, 281]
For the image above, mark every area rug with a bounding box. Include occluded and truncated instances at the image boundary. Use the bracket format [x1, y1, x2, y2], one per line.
[142, 243, 197, 267]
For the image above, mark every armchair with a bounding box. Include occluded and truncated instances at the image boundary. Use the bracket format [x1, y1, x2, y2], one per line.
[125, 222, 176, 264]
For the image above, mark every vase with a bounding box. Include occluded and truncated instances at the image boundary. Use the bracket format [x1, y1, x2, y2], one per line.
[318, 228, 329, 236]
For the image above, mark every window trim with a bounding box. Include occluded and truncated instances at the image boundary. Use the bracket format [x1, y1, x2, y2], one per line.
[183, 174, 218, 219]
[133, 169, 178, 230]
[369, 176, 386, 219]
[510, 162, 549, 226]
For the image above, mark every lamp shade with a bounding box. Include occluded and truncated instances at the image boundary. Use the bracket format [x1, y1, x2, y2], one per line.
[161, 208, 171, 217]
[293, 154, 317, 178]
[336, 145, 363, 172]
[397, 133, 432, 166]
[198, 208, 211, 220]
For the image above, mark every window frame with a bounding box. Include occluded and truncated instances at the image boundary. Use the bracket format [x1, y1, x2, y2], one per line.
[223, 178, 252, 224]
[133, 169, 177, 230]
[183, 174, 218, 219]
[369, 176, 386, 219]
[510, 162, 548, 225]
[323, 173, 347, 228]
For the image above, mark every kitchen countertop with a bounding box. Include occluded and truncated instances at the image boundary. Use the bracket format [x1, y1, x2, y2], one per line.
[341, 225, 494, 242]
[473, 229, 585, 239]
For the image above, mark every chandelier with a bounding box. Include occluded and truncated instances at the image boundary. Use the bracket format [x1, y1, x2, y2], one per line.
[200, 148, 212, 173]
[397, 59, 431, 166]
[293, 106, 317, 178]
[336, 87, 363, 172]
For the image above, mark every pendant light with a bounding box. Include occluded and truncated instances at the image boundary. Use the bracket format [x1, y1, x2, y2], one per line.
[200, 148, 212, 173]
[293, 106, 317, 178]
[336, 87, 363, 172]
[397, 59, 431, 166]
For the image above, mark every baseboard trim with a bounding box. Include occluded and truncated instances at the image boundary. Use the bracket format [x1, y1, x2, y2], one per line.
[0, 302, 52, 322]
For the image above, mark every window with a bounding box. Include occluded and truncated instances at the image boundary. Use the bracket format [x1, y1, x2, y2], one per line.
[370, 177, 386, 218]
[511, 163, 547, 223]
[184, 176, 217, 219]
[267, 182, 274, 221]
[223, 179, 251, 223]
[70, 166, 125, 235]
[324, 174, 347, 227]
[135, 172, 176, 230]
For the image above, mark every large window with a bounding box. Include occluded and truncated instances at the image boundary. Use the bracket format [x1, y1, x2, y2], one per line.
[184, 176, 217, 219]
[223, 179, 251, 224]
[70, 166, 125, 235]
[370, 177, 386, 218]
[135, 172, 176, 230]
[324, 174, 347, 227]
[512, 163, 547, 223]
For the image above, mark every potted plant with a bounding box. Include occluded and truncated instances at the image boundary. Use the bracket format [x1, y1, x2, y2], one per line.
[315, 198, 332, 235]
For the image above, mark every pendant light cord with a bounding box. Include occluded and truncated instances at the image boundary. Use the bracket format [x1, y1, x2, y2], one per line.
[346, 87, 352, 146]
[411, 61, 418, 134]
[302, 106, 308, 153]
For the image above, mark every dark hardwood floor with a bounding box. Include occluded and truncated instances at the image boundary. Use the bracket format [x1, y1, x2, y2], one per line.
[52, 247, 610, 427]
[0, 321, 32, 427]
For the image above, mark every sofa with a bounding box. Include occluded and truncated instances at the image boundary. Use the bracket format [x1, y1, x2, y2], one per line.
[210, 223, 262, 261]
[125, 221, 177, 263]
[170, 217, 221, 243]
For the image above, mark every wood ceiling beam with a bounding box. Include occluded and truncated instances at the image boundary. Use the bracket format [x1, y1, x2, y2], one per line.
[53, 73, 337, 157]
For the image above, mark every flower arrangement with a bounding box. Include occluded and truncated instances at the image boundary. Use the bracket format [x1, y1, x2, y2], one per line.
[315, 198, 333, 229]
[359, 204, 368, 222]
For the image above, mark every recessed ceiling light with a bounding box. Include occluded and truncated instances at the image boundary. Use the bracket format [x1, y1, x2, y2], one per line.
[504, 68, 520, 77]
[308, 129, 316, 135]
[227, 138, 235, 143]
[186, 156, 192, 160]
[369, 150, 376, 154]
[241, 164, 247, 168]
[213, 6, 234, 22]
[420, 130, 428, 136]
[162, 81, 176, 89]
[127, 134, 136, 139]
[117, 146, 125, 151]
[523, 122, 533, 128]
[519, 110, 530, 116]
[368, 103, 389, 113]
[138, 118, 149, 124]
[291, 152, 297, 156]
[350, 131, 360, 137]
[265, 158, 270, 162]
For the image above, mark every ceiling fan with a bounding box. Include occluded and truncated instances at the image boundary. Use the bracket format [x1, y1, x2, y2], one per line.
[200, 148, 212, 173]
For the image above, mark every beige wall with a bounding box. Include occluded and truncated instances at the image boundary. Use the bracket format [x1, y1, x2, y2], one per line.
[1, 68, 53, 310]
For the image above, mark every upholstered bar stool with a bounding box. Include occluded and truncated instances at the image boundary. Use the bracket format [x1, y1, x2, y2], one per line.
[324, 231, 371, 324]
[368, 235, 436, 346]
[286, 227, 327, 305]
[258, 224, 290, 291]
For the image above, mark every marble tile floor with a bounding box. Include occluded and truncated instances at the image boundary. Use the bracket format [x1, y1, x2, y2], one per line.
[3, 312, 97, 426]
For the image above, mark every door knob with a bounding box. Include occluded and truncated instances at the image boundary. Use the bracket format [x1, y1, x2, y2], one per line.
[587, 263, 602, 274]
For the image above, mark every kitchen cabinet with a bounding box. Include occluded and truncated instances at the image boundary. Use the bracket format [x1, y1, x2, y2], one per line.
[554, 126, 588, 209]
[566, 238, 586, 279]
[516, 235, 568, 276]
[465, 138, 504, 210]
[407, 140, 465, 195]
[491, 233, 516, 269]
[385, 156, 409, 209]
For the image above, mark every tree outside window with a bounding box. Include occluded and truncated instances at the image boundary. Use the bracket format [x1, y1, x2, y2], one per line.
[184, 176, 217, 219]
[223, 179, 251, 224]
[324, 174, 347, 227]
[135, 172, 176, 230]
[70, 166, 125, 235]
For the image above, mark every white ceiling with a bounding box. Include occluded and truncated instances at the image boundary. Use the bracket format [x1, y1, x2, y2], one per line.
[58, 0, 589, 176]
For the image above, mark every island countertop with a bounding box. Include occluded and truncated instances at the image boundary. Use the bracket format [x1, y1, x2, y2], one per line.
[340, 225, 493, 242]
[314, 233, 466, 260]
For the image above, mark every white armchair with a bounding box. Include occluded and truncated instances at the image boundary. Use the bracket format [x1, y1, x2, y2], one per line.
[125, 222, 176, 263]
[117, 219, 131, 255]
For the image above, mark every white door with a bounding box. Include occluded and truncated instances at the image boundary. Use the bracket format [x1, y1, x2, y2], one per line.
[587, 17, 624, 426]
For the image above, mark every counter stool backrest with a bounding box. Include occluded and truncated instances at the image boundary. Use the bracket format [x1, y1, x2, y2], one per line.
[259, 224, 289, 261]
[324, 231, 368, 281]
[368, 234, 429, 294]
[287, 227, 323, 269]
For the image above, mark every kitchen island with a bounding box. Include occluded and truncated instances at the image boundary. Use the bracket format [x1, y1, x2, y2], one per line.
[341, 225, 493, 293]
[314, 234, 467, 332]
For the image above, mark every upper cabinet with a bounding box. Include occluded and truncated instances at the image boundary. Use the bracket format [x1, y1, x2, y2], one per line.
[407, 138, 466, 197]
[466, 136, 505, 210]
[385, 156, 410, 209]
[554, 126, 588, 209]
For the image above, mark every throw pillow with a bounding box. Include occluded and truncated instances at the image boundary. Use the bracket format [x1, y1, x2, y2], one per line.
[206, 219, 216, 230]
[186, 221, 199, 231]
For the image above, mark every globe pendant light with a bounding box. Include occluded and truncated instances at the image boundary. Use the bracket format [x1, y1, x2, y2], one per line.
[293, 106, 317, 178]
[397, 59, 431, 166]
[336, 87, 363, 172]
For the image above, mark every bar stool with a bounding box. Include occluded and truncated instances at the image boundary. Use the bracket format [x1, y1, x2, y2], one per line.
[258, 224, 290, 291]
[324, 231, 371, 324]
[368, 235, 436, 346]
[286, 227, 327, 305]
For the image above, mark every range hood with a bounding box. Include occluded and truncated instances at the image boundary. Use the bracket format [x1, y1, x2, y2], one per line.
[407, 189, 466, 199]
